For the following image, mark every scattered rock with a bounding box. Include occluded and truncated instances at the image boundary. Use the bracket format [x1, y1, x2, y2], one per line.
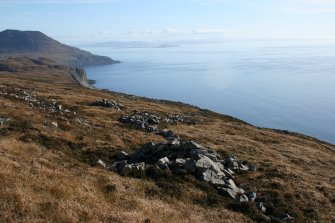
[51, 122, 58, 128]
[119, 112, 199, 132]
[111, 138, 251, 201]
[119, 111, 160, 132]
[247, 192, 257, 202]
[274, 211, 294, 222]
[256, 202, 267, 213]
[163, 114, 198, 125]
[97, 159, 107, 168]
[239, 194, 249, 202]
[0, 117, 11, 127]
[0, 87, 73, 115]
[89, 99, 124, 110]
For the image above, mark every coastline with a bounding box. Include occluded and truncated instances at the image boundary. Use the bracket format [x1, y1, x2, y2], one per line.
[88, 76, 334, 147]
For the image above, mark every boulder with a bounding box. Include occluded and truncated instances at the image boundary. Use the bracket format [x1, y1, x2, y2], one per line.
[97, 159, 107, 168]
[200, 169, 218, 182]
[239, 194, 249, 202]
[210, 178, 227, 187]
[256, 202, 266, 213]
[247, 192, 257, 202]
[218, 187, 238, 199]
[175, 158, 186, 167]
[274, 212, 293, 222]
[90, 99, 123, 110]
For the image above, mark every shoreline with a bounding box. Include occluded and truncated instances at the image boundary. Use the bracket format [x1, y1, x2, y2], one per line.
[88, 79, 335, 147]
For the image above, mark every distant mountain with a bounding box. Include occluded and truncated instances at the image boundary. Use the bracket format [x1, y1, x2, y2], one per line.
[0, 29, 118, 67]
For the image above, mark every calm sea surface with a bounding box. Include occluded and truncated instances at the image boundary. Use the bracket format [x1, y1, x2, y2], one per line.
[83, 41, 335, 144]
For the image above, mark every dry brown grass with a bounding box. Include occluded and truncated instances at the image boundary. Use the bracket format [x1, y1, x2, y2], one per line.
[0, 57, 334, 222]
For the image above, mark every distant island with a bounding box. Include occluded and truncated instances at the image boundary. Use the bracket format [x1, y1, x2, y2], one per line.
[90, 41, 180, 49]
[0, 29, 119, 67]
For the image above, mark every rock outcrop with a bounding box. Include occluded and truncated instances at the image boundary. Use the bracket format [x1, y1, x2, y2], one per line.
[111, 138, 254, 200]
[119, 111, 198, 132]
[89, 99, 124, 110]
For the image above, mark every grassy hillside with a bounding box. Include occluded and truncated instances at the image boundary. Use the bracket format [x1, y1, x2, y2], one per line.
[0, 57, 334, 223]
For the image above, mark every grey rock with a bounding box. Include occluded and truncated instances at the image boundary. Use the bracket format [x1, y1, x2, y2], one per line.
[175, 158, 186, 166]
[223, 168, 235, 179]
[195, 155, 213, 171]
[239, 194, 249, 202]
[210, 178, 227, 187]
[275, 212, 293, 222]
[157, 157, 169, 164]
[248, 192, 257, 202]
[218, 187, 237, 199]
[97, 159, 107, 168]
[200, 169, 218, 182]
[239, 163, 249, 171]
[226, 179, 245, 194]
[256, 202, 266, 213]
[90, 99, 123, 110]
[0, 117, 11, 127]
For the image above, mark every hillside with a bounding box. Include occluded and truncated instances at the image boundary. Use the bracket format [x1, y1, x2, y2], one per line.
[0, 57, 334, 223]
[0, 29, 118, 67]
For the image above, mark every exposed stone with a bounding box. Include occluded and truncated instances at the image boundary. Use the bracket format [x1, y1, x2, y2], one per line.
[274, 212, 293, 222]
[0, 117, 11, 127]
[90, 99, 123, 110]
[0, 87, 73, 115]
[218, 187, 238, 199]
[175, 158, 186, 166]
[157, 157, 169, 164]
[164, 114, 198, 125]
[256, 202, 267, 213]
[119, 111, 160, 132]
[210, 178, 227, 187]
[247, 192, 257, 202]
[51, 122, 58, 128]
[97, 159, 107, 168]
[111, 138, 252, 201]
[239, 194, 249, 202]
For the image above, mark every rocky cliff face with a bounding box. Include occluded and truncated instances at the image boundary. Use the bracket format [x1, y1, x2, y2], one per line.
[0, 29, 118, 67]
[69, 67, 92, 88]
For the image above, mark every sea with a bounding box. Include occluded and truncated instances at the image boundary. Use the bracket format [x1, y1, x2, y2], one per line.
[83, 40, 335, 144]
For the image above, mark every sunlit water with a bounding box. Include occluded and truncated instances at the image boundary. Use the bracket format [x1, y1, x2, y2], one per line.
[83, 41, 335, 144]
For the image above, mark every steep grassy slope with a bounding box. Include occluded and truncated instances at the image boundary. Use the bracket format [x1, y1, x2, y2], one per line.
[0, 57, 334, 223]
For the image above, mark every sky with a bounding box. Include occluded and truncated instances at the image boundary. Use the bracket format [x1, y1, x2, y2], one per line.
[1, 0, 335, 44]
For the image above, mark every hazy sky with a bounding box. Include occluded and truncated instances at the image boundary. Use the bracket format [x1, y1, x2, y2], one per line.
[1, 0, 335, 44]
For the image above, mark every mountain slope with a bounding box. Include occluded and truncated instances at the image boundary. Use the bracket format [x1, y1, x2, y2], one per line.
[0, 57, 334, 223]
[0, 29, 118, 67]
